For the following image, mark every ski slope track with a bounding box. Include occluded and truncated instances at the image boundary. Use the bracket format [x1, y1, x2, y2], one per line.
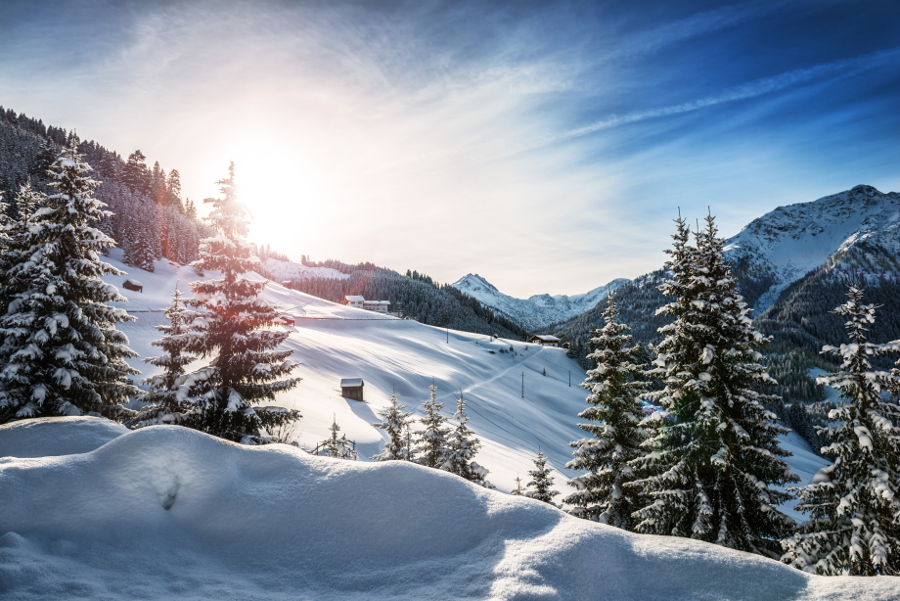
[1, 419, 897, 601]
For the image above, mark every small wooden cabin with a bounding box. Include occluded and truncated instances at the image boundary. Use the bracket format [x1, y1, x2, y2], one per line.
[528, 334, 561, 347]
[123, 279, 143, 293]
[341, 378, 365, 402]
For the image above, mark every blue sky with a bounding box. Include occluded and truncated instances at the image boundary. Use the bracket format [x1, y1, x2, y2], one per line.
[2, 0, 899, 296]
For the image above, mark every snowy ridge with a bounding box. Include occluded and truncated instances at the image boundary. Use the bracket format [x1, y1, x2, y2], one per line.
[451, 273, 629, 330]
[723, 185, 900, 311]
[262, 257, 349, 282]
[0, 419, 894, 600]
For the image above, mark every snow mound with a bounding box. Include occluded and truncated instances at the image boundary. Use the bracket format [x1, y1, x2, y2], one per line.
[0, 416, 127, 458]
[0, 425, 895, 600]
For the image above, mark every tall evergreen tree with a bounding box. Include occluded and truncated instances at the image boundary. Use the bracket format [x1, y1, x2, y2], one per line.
[511, 474, 525, 496]
[372, 392, 413, 461]
[526, 448, 559, 505]
[130, 284, 198, 428]
[167, 168, 183, 212]
[565, 299, 648, 529]
[415, 383, 450, 468]
[123, 150, 150, 194]
[630, 212, 797, 557]
[0, 143, 139, 422]
[442, 393, 491, 486]
[183, 162, 301, 443]
[781, 279, 900, 575]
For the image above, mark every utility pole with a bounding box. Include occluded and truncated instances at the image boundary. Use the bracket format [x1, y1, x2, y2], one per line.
[569, 370, 571, 387]
[521, 372, 525, 398]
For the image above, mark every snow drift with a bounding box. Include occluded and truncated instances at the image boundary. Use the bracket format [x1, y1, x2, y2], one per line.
[0, 418, 896, 600]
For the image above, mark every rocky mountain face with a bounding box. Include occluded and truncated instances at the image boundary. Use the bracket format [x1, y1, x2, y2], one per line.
[553, 185, 900, 367]
[451, 273, 629, 331]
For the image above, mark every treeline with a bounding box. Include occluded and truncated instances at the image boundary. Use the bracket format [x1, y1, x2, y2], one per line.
[286, 268, 528, 339]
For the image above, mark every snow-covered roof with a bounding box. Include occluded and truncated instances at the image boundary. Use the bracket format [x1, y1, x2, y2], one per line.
[365, 300, 391, 305]
[531, 334, 560, 342]
[345, 295, 365, 302]
[124, 279, 143, 286]
[340, 378, 364, 388]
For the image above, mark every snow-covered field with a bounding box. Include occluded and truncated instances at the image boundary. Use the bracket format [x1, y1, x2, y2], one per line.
[4, 252, 890, 600]
[2, 418, 897, 601]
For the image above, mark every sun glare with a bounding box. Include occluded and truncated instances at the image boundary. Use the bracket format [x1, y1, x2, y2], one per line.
[197, 135, 331, 255]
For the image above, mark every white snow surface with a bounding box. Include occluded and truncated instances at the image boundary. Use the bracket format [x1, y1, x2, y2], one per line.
[262, 257, 349, 282]
[2, 420, 897, 600]
[0, 416, 127, 458]
[451, 273, 629, 330]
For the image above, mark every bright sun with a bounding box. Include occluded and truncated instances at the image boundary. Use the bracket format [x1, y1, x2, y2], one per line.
[196, 135, 331, 255]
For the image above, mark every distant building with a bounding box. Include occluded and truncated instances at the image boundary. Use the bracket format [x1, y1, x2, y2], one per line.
[344, 295, 391, 314]
[341, 378, 365, 402]
[123, 279, 143, 293]
[529, 334, 561, 347]
[345, 295, 365, 309]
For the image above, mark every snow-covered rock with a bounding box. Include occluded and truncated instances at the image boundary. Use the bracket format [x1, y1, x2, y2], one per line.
[1, 423, 896, 600]
[451, 273, 629, 330]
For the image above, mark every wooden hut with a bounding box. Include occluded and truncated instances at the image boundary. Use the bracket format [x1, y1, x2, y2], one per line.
[123, 279, 143, 293]
[528, 334, 561, 347]
[340, 378, 365, 402]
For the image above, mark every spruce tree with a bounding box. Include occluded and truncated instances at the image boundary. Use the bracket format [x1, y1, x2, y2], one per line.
[565, 299, 648, 529]
[630, 212, 797, 557]
[0, 143, 140, 422]
[442, 394, 492, 486]
[130, 284, 199, 428]
[526, 448, 559, 505]
[372, 392, 413, 461]
[781, 279, 900, 575]
[321, 416, 358, 460]
[415, 383, 450, 468]
[511, 474, 525, 496]
[184, 162, 301, 443]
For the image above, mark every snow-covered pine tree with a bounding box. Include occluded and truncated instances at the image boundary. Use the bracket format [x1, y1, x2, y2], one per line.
[565, 298, 648, 529]
[321, 416, 358, 460]
[130, 284, 199, 428]
[630, 212, 797, 558]
[415, 383, 450, 468]
[781, 279, 900, 575]
[511, 474, 525, 496]
[372, 392, 413, 461]
[0, 143, 140, 422]
[526, 448, 559, 505]
[442, 393, 492, 486]
[184, 162, 301, 443]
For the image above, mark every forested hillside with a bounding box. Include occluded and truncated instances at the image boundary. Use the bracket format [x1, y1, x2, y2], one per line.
[0, 106, 209, 269]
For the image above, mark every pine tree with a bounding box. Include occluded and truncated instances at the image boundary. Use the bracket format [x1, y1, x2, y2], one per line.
[526, 448, 559, 505]
[184, 162, 301, 443]
[372, 392, 413, 461]
[415, 383, 450, 468]
[565, 299, 648, 529]
[442, 393, 492, 486]
[321, 416, 358, 460]
[781, 279, 900, 575]
[167, 169, 183, 212]
[630, 212, 797, 557]
[130, 284, 198, 428]
[0, 143, 140, 422]
[511, 474, 525, 496]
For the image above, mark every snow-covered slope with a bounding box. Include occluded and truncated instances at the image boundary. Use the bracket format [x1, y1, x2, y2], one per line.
[724, 185, 900, 311]
[452, 273, 628, 330]
[1, 419, 896, 601]
[262, 257, 349, 282]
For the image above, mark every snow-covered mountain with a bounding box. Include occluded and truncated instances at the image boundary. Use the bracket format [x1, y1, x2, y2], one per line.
[451, 273, 629, 330]
[724, 185, 900, 312]
[262, 257, 349, 282]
